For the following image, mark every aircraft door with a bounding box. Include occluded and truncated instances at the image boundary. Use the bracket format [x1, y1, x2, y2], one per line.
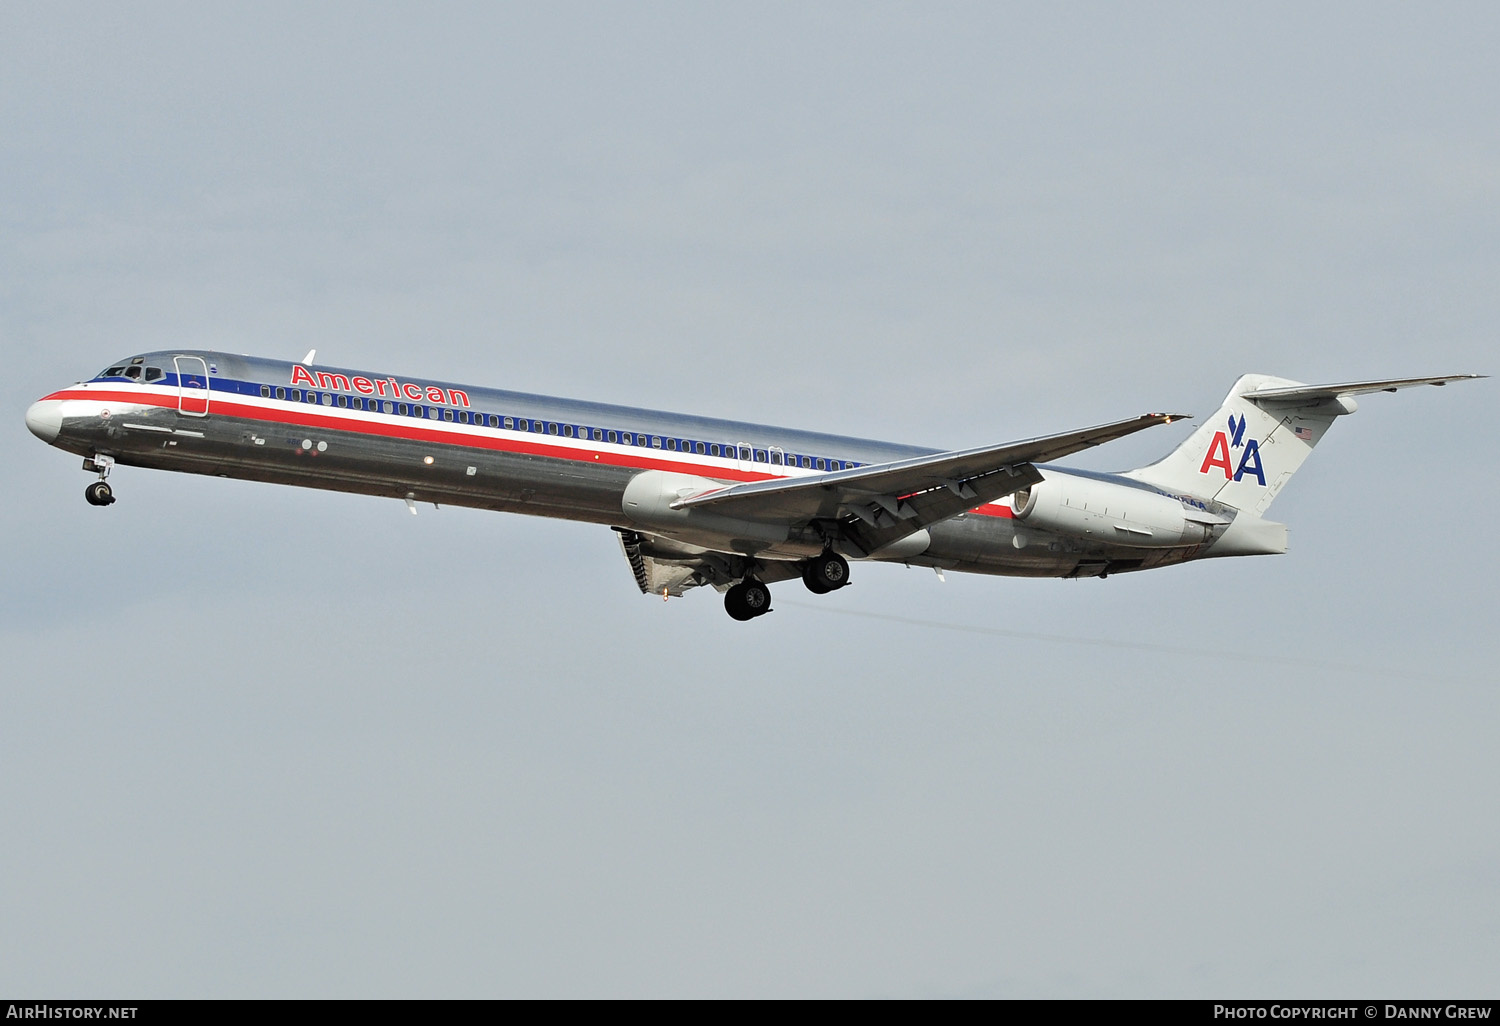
[174, 356, 210, 417]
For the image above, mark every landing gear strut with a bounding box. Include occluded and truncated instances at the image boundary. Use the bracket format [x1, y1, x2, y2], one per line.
[802, 550, 850, 594]
[83, 455, 116, 507]
[724, 579, 773, 621]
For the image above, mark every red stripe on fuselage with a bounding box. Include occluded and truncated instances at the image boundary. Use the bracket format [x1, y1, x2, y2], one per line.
[42, 387, 1016, 518]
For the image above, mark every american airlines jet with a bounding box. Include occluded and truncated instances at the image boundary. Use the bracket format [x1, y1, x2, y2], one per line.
[25, 352, 1481, 620]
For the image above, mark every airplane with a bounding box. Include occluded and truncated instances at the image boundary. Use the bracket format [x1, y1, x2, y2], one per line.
[25, 351, 1482, 620]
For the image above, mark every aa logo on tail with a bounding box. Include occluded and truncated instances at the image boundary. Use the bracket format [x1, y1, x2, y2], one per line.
[1199, 413, 1266, 485]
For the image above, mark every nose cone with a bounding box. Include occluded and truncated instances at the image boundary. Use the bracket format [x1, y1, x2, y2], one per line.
[25, 400, 63, 443]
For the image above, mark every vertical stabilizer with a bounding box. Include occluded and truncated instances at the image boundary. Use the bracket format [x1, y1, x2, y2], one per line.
[1125, 374, 1347, 514]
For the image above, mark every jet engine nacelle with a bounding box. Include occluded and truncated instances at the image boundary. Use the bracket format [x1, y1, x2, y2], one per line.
[1010, 474, 1214, 548]
[621, 470, 824, 557]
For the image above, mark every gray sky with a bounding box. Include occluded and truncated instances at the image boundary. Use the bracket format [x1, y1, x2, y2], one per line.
[2, 1, 1496, 998]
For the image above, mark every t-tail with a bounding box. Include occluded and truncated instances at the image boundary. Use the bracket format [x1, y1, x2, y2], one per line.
[1125, 372, 1484, 556]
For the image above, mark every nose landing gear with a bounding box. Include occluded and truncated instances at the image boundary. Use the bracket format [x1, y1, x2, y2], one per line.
[82, 455, 116, 507]
[724, 579, 773, 621]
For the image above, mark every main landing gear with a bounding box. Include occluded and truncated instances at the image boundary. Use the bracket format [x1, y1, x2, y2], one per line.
[802, 550, 850, 594]
[721, 550, 850, 621]
[83, 455, 116, 507]
[724, 579, 772, 621]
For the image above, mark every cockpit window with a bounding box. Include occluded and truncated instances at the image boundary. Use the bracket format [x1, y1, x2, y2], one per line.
[103, 366, 127, 378]
[143, 366, 164, 382]
[124, 366, 142, 379]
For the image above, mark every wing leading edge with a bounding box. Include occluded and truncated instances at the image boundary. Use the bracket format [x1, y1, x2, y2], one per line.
[672, 412, 1188, 555]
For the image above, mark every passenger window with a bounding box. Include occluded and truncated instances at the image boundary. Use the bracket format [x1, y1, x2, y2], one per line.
[322, 393, 333, 406]
[548, 422, 558, 435]
[412, 405, 423, 417]
[563, 425, 574, 437]
[276, 387, 286, 400]
[710, 444, 721, 457]
[338, 395, 347, 407]
[261, 385, 271, 398]
[398, 403, 409, 416]
[308, 392, 319, 403]
[503, 417, 514, 429]
[801, 457, 811, 468]
[771, 452, 782, 465]
[622, 433, 633, 445]
[383, 401, 394, 414]
[290, 389, 302, 401]
[695, 442, 706, 454]
[754, 449, 767, 462]
[739, 447, 752, 460]
[594, 429, 604, 441]
[667, 439, 678, 451]
[816, 458, 827, 470]
[652, 436, 662, 448]
[443, 409, 454, 421]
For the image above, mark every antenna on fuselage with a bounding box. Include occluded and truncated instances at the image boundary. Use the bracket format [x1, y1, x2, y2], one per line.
[302, 349, 316, 365]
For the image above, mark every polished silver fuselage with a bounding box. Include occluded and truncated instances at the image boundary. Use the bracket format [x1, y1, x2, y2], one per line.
[29, 350, 1205, 580]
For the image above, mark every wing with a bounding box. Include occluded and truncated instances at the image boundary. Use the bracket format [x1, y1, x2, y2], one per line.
[615, 528, 705, 597]
[672, 412, 1187, 555]
[1245, 374, 1485, 403]
[614, 528, 804, 596]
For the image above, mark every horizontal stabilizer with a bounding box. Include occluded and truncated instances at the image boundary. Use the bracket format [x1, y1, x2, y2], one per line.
[1245, 374, 1484, 404]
